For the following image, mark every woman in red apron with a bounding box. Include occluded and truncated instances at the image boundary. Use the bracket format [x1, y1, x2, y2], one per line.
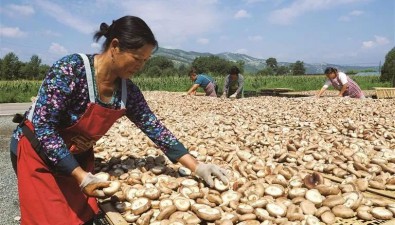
[10, 16, 228, 225]
[316, 67, 365, 99]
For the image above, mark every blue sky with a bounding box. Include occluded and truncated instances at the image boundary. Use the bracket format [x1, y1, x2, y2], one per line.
[1, 0, 394, 66]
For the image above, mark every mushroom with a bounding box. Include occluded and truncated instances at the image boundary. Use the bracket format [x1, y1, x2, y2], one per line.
[136, 210, 154, 225]
[214, 178, 229, 192]
[371, 207, 394, 220]
[156, 205, 177, 221]
[288, 188, 307, 199]
[221, 190, 242, 206]
[103, 180, 121, 196]
[305, 189, 323, 205]
[286, 204, 304, 221]
[123, 210, 139, 223]
[131, 197, 151, 215]
[322, 195, 345, 208]
[178, 167, 191, 176]
[356, 205, 373, 220]
[305, 215, 321, 225]
[266, 203, 286, 217]
[173, 197, 190, 211]
[331, 205, 355, 218]
[300, 200, 317, 215]
[236, 203, 255, 214]
[238, 213, 257, 221]
[144, 187, 161, 200]
[303, 172, 324, 189]
[320, 211, 336, 224]
[194, 207, 222, 222]
[264, 184, 285, 197]
[95, 171, 110, 181]
[254, 208, 272, 221]
[207, 194, 223, 205]
[343, 191, 363, 210]
[315, 184, 341, 196]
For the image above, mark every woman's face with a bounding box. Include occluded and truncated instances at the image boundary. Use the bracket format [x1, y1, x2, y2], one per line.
[326, 72, 337, 79]
[113, 44, 154, 79]
[189, 73, 197, 81]
[230, 73, 238, 81]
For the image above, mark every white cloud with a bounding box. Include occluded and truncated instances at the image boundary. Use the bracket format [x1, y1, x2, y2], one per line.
[91, 42, 101, 49]
[248, 35, 263, 41]
[2, 4, 35, 17]
[374, 36, 390, 45]
[244, 0, 267, 3]
[197, 38, 210, 45]
[362, 41, 375, 48]
[350, 10, 363, 16]
[0, 26, 26, 38]
[49, 43, 68, 55]
[116, 0, 225, 45]
[338, 16, 350, 22]
[235, 10, 251, 19]
[35, 0, 95, 34]
[43, 30, 61, 37]
[362, 35, 390, 49]
[269, 0, 365, 25]
[338, 9, 364, 22]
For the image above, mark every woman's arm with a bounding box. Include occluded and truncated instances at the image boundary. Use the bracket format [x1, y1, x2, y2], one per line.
[222, 75, 229, 97]
[316, 87, 326, 97]
[187, 84, 200, 95]
[235, 74, 244, 95]
[338, 83, 349, 96]
[32, 54, 85, 174]
[317, 80, 331, 97]
[125, 82, 189, 163]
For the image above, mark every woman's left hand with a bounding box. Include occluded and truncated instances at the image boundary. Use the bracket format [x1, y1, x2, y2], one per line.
[195, 163, 229, 188]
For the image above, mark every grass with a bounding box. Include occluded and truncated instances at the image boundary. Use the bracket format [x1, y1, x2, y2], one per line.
[0, 75, 390, 103]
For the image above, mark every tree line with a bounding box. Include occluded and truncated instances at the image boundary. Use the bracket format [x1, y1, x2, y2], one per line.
[1, 48, 394, 85]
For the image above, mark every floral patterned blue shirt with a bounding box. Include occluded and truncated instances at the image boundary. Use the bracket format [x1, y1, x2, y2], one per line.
[13, 54, 188, 174]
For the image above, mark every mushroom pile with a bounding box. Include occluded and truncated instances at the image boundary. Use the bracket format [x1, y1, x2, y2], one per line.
[93, 91, 395, 224]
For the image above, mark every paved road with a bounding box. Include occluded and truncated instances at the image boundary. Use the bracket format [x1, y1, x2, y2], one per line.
[0, 103, 32, 116]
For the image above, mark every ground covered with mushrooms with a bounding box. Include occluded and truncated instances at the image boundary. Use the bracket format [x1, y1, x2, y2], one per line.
[93, 91, 395, 225]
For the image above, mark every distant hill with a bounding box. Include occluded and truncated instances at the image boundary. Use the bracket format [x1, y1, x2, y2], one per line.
[154, 47, 379, 74]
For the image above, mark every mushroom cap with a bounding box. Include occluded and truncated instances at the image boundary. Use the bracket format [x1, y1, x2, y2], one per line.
[303, 172, 324, 189]
[195, 207, 221, 222]
[131, 197, 152, 215]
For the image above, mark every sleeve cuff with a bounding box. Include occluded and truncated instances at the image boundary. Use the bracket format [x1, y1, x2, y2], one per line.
[165, 142, 189, 163]
[56, 154, 79, 175]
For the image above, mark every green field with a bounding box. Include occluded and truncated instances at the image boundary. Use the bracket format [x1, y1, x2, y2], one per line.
[0, 75, 390, 103]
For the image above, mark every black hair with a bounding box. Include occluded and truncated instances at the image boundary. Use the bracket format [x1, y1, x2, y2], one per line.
[93, 16, 158, 52]
[229, 66, 240, 75]
[324, 67, 338, 75]
[188, 67, 198, 76]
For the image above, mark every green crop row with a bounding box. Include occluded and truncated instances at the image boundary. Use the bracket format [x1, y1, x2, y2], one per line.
[0, 76, 390, 103]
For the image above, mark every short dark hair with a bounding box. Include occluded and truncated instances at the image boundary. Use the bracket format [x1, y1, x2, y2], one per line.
[93, 16, 158, 52]
[188, 67, 198, 76]
[324, 67, 338, 75]
[229, 66, 240, 75]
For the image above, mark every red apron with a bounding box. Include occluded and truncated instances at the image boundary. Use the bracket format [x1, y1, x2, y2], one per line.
[17, 54, 127, 225]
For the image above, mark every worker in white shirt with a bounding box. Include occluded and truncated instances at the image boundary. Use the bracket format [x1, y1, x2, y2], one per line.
[316, 67, 365, 99]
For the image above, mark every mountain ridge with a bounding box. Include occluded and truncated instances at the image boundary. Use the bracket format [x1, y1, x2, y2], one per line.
[154, 47, 379, 74]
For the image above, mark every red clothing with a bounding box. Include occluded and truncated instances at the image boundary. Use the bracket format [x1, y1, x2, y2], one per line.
[17, 54, 126, 225]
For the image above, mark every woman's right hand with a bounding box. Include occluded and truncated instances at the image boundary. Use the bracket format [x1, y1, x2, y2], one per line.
[79, 172, 110, 198]
[72, 167, 110, 198]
